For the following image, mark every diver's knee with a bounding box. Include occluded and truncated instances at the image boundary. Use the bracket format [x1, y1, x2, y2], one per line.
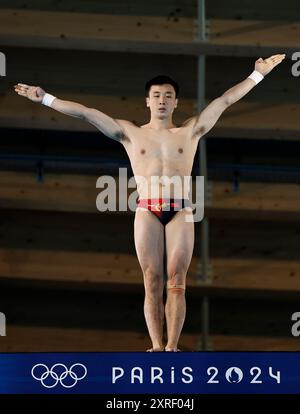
[167, 280, 186, 294]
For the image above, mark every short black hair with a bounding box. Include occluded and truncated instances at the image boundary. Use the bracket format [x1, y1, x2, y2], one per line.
[145, 75, 179, 98]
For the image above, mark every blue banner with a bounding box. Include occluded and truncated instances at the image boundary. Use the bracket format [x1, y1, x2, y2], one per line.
[0, 352, 299, 394]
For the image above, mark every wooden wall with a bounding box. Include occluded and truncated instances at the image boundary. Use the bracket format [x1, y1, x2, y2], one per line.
[0, 0, 300, 352]
[1, 0, 300, 20]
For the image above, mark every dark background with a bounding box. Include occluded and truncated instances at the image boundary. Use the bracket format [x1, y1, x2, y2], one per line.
[0, 0, 299, 351]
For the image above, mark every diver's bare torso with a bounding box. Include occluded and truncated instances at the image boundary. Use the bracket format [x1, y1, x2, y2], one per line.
[117, 120, 200, 199]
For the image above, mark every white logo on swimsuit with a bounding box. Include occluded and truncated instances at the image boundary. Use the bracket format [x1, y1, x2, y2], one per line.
[148, 202, 170, 211]
[31, 363, 87, 388]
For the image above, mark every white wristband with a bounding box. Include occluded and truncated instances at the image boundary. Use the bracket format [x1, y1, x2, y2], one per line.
[42, 93, 56, 107]
[248, 70, 264, 85]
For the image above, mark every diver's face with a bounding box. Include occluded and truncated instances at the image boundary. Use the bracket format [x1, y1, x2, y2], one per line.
[146, 84, 178, 119]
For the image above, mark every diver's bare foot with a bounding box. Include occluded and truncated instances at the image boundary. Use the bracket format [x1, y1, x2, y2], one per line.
[146, 347, 164, 352]
[165, 347, 181, 352]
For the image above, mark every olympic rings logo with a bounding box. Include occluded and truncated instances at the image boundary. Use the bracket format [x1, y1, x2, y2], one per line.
[31, 363, 87, 388]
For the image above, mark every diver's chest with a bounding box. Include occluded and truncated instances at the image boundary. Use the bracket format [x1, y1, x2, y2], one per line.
[138, 137, 188, 159]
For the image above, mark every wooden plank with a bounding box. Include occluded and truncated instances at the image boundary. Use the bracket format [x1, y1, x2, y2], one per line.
[207, 0, 300, 21]
[2, 0, 300, 22]
[0, 170, 142, 214]
[1, 171, 300, 217]
[0, 326, 154, 352]
[210, 101, 300, 140]
[0, 9, 196, 48]
[1, 90, 300, 140]
[211, 181, 300, 215]
[0, 1, 196, 17]
[0, 171, 101, 213]
[208, 219, 300, 262]
[2, 46, 197, 99]
[0, 208, 135, 254]
[0, 249, 142, 284]
[0, 326, 298, 351]
[209, 19, 300, 50]
[203, 258, 300, 292]
[0, 10, 299, 56]
[0, 248, 299, 293]
[212, 334, 300, 351]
